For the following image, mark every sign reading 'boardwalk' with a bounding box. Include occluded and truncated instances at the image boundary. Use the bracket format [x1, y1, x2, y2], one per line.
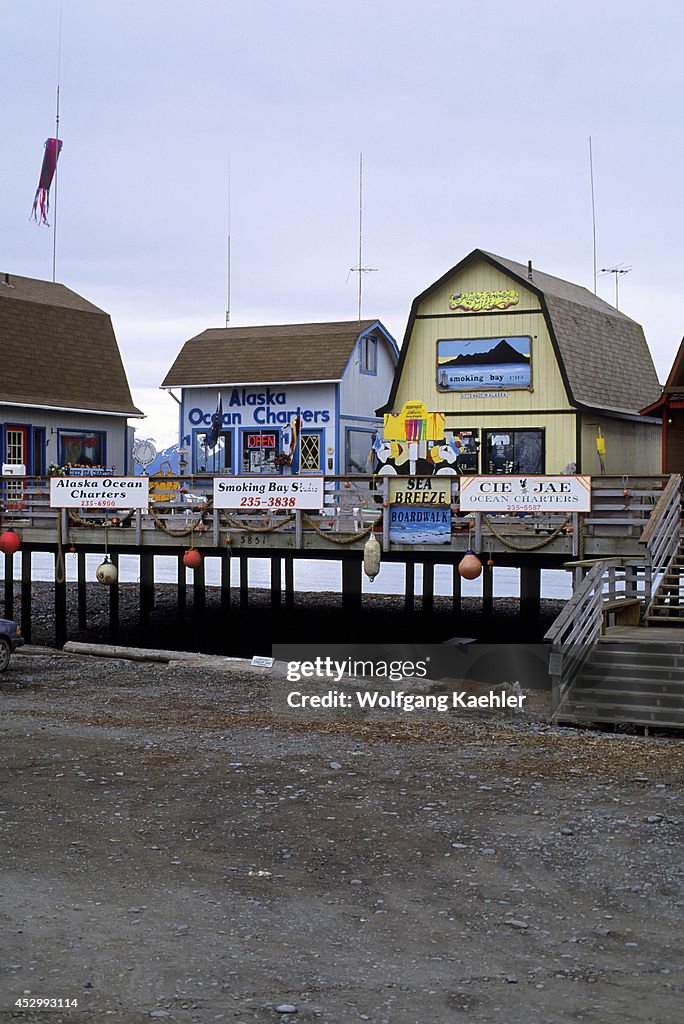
[459, 476, 591, 513]
[50, 477, 150, 509]
[213, 476, 324, 510]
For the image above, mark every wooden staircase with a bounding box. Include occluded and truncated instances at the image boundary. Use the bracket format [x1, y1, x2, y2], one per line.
[645, 543, 684, 625]
[554, 637, 684, 730]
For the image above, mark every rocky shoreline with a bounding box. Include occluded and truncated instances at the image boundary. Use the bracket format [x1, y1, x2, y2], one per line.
[5, 580, 566, 656]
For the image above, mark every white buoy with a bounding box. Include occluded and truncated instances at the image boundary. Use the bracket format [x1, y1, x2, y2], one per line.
[363, 532, 381, 582]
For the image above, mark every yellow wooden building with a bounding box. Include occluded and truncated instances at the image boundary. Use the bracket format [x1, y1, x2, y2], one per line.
[378, 250, 662, 476]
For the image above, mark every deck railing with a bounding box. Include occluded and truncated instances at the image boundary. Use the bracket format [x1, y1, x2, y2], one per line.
[544, 558, 647, 717]
[639, 473, 682, 611]
[0, 473, 677, 556]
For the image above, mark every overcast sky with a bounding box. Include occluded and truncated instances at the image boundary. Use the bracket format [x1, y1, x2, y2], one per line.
[2, 1, 682, 447]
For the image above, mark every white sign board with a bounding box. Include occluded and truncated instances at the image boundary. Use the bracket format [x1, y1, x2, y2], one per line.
[2, 464, 26, 476]
[213, 476, 325, 510]
[50, 476, 150, 509]
[459, 475, 591, 513]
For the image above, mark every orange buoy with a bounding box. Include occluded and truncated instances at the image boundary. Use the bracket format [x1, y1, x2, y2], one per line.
[183, 548, 202, 569]
[459, 550, 482, 580]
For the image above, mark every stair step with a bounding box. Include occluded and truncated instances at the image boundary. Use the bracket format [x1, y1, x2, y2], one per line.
[572, 687, 684, 706]
[597, 640, 684, 655]
[555, 707, 684, 728]
[576, 673, 684, 689]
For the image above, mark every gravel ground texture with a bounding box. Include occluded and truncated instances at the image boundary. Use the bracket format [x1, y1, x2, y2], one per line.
[0, 646, 682, 1024]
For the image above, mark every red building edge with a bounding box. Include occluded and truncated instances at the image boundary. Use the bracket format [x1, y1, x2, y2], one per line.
[640, 336, 684, 474]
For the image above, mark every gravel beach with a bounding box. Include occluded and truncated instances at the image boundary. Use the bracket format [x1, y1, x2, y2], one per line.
[0, 647, 682, 1023]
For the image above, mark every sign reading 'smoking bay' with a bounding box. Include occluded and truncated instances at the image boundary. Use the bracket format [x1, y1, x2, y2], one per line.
[459, 475, 591, 513]
[213, 476, 325, 510]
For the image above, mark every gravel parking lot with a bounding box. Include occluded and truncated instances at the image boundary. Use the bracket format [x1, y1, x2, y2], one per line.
[0, 648, 682, 1023]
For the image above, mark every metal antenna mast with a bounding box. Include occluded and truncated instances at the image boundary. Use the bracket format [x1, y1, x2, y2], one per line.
[349, 152, 376, 322]
[600, 263, 631, 309]
[589, 136, 597, 294]
[225, 156, 231, 327]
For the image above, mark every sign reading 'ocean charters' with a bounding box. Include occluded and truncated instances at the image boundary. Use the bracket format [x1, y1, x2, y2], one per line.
[213, 476, 324, 510]
[459, 476, 591, 513]
[50, 477, 149, 509]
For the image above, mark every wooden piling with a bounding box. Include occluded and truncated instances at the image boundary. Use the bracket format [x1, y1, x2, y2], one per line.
[21, 548, 32, 643]
[482, 562, 494, 616]
[108, 552, 120, 643]
[54, 548, 67, 648]
[77, 549, 87, 630]
[140, 551, 154, 626]
[520, 565, 541, 621]
[271, 556, 282, 611]
[405, 560, 415, 613]
[452, 562, 461, 614]
[3, 551, 14, 620]
[422, 562, 434, 616]
[284, 556, 295, 610]
[239, 555, 249, 609]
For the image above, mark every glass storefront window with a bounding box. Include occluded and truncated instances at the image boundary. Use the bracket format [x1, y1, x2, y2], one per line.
[484, 429, 544, 474]
[194, 430, 233, 473]
[241, 430, 280, 474]
[346, 428, 374, 474]
[58, 430, 105, 467]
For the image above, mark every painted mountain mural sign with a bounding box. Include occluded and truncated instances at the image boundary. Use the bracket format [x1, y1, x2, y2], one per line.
[437, 336, 532, 392]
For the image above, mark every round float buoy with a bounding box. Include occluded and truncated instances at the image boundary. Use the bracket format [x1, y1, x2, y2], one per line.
[363, 532, 382, 582]
[0, 530, 21, 555]
[458, 550, 482, 580]
[95, 555, 118, 585]
[183, 548, 202, 569]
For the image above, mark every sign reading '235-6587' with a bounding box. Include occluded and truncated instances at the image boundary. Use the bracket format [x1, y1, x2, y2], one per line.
[459, 476, 591, 513]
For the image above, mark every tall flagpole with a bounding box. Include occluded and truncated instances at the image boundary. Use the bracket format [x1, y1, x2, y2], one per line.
[52, 9, 63, 283]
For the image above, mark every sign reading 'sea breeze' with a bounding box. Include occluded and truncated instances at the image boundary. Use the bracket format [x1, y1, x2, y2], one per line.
[214, 476, 324, 510]
[50, 477, 150, 509]
[459, 476, 591, 513]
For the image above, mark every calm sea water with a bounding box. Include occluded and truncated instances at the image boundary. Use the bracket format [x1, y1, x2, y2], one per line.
[3, 551, 572, 601]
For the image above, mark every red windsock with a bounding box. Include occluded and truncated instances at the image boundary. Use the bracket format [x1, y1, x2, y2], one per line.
[31, 137, 63, 225]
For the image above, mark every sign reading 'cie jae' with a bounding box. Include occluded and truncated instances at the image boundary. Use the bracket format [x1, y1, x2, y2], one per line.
[459, 476, 591, 513]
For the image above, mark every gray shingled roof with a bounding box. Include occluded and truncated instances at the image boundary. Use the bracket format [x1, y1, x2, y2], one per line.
[380, 250, 661, 416]
[161, 321, 386, 387]
[481, 252, 661, 414]
[0, 273, 142, 416]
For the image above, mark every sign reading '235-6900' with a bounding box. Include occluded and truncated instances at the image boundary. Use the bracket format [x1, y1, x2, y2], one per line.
[213, 476, 324, 510]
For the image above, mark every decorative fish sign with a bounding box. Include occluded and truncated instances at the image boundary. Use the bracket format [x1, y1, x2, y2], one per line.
[31, 137, 63, 225]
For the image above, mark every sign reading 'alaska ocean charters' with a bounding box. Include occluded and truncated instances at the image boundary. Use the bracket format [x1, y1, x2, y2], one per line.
[213, 476, 324, 510]
[459, 476, 591, 513]
[50, 477, 150, 509]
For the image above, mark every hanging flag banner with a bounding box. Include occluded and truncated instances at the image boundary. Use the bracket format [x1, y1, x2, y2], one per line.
[50, 477, 149, 509]
[459, 475, 591, 513]
[214, 476, 324, 509]
[31, 137, 63, 225]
